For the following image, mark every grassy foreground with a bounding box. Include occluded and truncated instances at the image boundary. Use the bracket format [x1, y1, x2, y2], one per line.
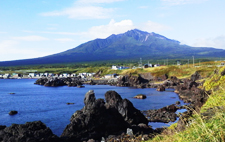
[146, 65, 225, 142]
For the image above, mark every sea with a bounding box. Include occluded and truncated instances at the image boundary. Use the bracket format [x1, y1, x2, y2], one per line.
[0, 79, 185, 136]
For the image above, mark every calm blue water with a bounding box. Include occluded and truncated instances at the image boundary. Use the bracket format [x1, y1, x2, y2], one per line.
[0, 79, 185, 136]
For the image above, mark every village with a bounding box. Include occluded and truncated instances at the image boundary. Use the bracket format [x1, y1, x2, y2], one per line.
[0, 63, 163, 79]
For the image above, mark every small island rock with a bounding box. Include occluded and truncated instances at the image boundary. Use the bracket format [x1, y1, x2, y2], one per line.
[9, 110, 18, 115]
[134, 94, 147, 99]
[66, 103, 75, 105]
[156, 85, 165, 91]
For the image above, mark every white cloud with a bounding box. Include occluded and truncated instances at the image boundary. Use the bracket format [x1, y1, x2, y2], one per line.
[83, 19, 171, 39]
[0, 40, 18, 50]
[40, 0, 125, 19]
[41, 6, 114, 19]
[87, 19, 135, 38]
[0, 40, 55, 61]
[192, 35, 225, 49]
[22, 31, 82, 35]
[141, 21, 171, 33]
[40, 31, 82, 35]
[55, 38, 75, 42]
[41, 4, 114, 19]
[0, 40, 38, 61]
[161, 0, 208, 5]
[13, 35, 49, 41]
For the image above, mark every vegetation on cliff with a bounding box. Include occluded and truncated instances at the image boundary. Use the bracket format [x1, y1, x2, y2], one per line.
[147, 65, 225, 142]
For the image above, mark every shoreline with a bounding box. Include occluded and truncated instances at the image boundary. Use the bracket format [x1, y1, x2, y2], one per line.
[0, 72, 208, 141]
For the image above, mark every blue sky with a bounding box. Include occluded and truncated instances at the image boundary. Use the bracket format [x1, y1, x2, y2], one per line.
[0, 0, 224, 61]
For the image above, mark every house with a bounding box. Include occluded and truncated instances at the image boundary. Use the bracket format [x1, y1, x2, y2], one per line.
[12, 73, 22, 78]
[63, 73, 68, 77]
[44, 73, 49, 77]
[87, 73, 95, 77]
[3, 74, 10, 79]
[112, 65, 118, 70]
[28, 73, 37, 78]
[39, 73, 45, 77]
[143, 64, 149, 68]
[48, 73, 54, 77]
[104, 74, 118, 79]
[70, 73, 76, 77]
[78, 73, 87, 78]
[112, 65, 129, 70]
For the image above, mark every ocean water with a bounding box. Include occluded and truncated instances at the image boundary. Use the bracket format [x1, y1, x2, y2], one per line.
[0, 79, 185, 136]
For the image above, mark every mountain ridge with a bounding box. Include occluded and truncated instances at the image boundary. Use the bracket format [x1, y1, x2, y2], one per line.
[0, 29, 224, 66]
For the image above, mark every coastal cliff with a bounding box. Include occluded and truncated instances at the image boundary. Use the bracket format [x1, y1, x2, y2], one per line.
[1, 65, 225, 141]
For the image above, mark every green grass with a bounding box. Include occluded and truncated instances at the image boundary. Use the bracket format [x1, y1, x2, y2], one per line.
[146, 66, 225, 142]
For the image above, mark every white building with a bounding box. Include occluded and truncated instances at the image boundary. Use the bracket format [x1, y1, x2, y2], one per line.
[28, 73, 37, 78]
[3, 74, 10, 79]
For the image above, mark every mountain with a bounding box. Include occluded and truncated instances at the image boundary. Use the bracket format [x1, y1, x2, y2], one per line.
[1, 29, 225, 66]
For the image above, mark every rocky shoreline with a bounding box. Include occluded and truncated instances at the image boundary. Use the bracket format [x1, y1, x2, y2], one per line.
[0, 72, 209, 141]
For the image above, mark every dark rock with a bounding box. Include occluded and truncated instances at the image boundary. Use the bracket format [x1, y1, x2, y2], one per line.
[176, 110, 193, 131]
[153, 74, 168, 82]
[34, 77, 83, 87]
[163, 76, 182, 87]
[66, 103, 75, 105]
[89, 80, 96, 85]
[143, 104, 178, 123]
[9, 93, 15, 94]
[134, 94, 147, 99]
[104, 91, 148, 125]
[142, 134, 150, 141]
[44, 77, 65, 87]
[117, 74, 149, 87]
[175, 79, 209, 111]
[0, 126, 6, 130]
[0, 121, 60, 142]
[190, 71, 201, 82]
[176, 101, 181, 105]
[221, 69, 225, 76]
[77, 85, 85, 88]
[61, 90, 149, 142]
[34, 77, 48, 85]
[156, 85, 165, 91]
[140, 73, 155, 81]
[9, 110, 18, 115]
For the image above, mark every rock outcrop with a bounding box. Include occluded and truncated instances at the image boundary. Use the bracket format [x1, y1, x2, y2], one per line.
[175, 79, 208, 111]
[134, 94, 147, 99]
[9, 110, 18, 115]
[34, 77, 83, 87]
[0, 121, 60, 142]
[143, 104, 179, 123]
[163, 76, 182, 87]
[156, 85, 165, 91]
[116, 74, 149, 88]
[140, 73, 168, 82]
[190, 71, 201, 82]
[61, 90, 149, 142]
